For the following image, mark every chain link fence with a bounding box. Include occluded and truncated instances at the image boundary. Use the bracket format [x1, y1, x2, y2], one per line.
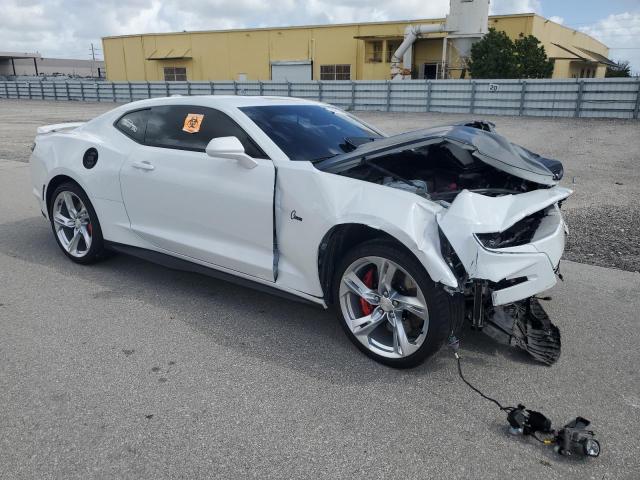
[1, 78, 639, 119]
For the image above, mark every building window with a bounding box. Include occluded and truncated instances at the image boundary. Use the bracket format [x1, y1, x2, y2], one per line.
[386, 40, 402, 63]
[320, 64, 351, 80]
[163, 67, 187, 81]
[366, 41, 383, 63]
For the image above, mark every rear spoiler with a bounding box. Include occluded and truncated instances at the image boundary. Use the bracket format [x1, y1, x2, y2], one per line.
[36, 122, 85, 135]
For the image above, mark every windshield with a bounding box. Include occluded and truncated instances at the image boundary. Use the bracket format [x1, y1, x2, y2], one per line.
[240, 105, 381, 161]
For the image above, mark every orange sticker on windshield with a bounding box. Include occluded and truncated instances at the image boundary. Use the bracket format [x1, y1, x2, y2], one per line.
[182, 113, 204, 134]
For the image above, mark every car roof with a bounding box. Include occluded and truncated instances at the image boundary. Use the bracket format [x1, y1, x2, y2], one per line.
[116, 95, 324, 111]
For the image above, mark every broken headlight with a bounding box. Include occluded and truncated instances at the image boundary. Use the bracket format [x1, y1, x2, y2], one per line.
[476, 213, 543, 249]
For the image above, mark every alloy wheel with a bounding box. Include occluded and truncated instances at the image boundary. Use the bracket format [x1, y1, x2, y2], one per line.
[52, 191, 93, 258]
[338, 256, 429, 359]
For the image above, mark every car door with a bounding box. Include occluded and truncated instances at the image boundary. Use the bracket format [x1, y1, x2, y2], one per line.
[118, 105, 275, 281]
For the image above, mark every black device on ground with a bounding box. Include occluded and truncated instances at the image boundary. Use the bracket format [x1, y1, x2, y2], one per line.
[448, 336, 600, 458]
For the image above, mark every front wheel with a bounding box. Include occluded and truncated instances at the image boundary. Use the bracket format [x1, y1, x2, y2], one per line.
[332, 240, 451, 368]
[49, 182, 106, 264]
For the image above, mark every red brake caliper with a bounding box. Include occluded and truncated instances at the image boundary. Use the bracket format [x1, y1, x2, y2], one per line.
[359, 268, 376, 316]
[87, 223, 93, 235]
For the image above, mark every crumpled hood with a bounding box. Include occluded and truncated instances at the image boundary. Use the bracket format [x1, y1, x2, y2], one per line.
[315, 124, 559, 186]
[438, 186, 573, 234]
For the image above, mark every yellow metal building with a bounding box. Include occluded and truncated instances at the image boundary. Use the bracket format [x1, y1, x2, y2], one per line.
[102, 14, 611, 82]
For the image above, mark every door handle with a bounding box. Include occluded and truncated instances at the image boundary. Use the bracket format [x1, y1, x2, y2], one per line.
[132, 161, 155, 171]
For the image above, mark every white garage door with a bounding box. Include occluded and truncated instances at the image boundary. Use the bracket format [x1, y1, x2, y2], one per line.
[271, 61, 312, 81]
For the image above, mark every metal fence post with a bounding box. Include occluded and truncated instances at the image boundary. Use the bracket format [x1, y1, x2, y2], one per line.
[426, 81, 432, 112]
[286, 81, 291, 97]
[519, 80, 527, 116]
[259, 80, 263, 96]
[65, 81, 70, 100]
[470, 80, 477, 114]
[40, 80, 44, 100]
[128, 82, 132, 101]
[351, 81, 356, 110]
[187, 81, 191, 96]
[80, 82, 85, 101]
[574, 80, 584, 118]
[386, 81, 392, 112]
[166, 82, 170, 97]
[4, 82, 8, 98]
[53, 82, 58, 101]
[27, 81, 32, 100]
[233, 81, 238, 96]
[634, 79, 640, 120]
[146, 82, 151, 99]
[210, 82, 214, 95]
[111, 82, 116, 102]
[318, 81, 323, 102]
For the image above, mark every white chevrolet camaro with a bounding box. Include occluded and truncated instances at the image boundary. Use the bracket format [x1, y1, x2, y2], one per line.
[30, 96, 571, 367]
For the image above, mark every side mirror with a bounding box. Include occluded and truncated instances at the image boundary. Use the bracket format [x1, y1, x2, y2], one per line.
[205, 136, 258, 169]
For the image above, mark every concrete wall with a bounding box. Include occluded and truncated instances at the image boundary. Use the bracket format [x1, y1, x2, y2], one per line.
[0, 58, 105, 78]
[102, 14, 609, 82]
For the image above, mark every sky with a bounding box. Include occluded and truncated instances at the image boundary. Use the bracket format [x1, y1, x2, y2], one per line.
[2, 0, 639, 73]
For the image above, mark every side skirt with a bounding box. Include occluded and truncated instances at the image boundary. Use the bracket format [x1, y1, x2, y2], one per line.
[104, 241, 322, 308]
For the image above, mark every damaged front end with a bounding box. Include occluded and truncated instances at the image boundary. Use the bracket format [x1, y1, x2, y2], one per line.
[316, 121, 572, 364]
[438, 187, 571, 364]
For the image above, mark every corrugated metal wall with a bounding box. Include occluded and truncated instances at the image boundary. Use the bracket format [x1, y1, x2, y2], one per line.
[1, 78, 638, 119]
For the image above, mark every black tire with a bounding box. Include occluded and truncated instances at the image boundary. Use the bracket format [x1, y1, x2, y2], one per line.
[48, 182, 107, 264]
[332, 239, 450, 368]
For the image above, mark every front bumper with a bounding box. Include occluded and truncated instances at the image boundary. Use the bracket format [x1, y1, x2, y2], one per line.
[475, 207, 565, 305]
[438, 187, 571, 306]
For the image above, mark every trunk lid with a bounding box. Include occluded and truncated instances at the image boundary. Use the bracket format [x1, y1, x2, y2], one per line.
[36, 122, 85, 136]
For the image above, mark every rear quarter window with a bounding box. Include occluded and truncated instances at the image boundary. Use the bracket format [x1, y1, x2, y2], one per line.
[114, 109, 150, 143]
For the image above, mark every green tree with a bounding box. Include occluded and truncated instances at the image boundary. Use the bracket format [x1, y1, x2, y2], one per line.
[468, 28, 518, 79]
[514, 35, 554, 78]
[606, 60, 631, 77]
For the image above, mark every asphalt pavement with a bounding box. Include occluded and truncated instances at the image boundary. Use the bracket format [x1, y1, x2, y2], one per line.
[1, 156, 639, 478]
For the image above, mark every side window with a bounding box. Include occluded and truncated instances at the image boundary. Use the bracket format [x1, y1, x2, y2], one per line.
[115, 109, 149, 143]
[144, 105, 267, 158]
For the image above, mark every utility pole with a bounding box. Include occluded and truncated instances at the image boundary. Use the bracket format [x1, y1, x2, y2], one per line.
[90, 43, 96, 78]
[89, 43, 103, 78]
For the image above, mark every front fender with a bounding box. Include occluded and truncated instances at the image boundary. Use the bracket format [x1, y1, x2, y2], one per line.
[275, 162, 458, 298]
[329, 205, 458, 289]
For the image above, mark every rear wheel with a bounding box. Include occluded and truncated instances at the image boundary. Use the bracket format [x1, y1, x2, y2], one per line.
[332, 240, 450, 368]
[49, 182, 106, 264]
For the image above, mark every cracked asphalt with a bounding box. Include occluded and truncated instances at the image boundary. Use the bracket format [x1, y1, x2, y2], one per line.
[1, 100, 639, 479]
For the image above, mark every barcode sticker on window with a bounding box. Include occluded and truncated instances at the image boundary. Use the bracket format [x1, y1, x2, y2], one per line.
[182, 113, 204, 134]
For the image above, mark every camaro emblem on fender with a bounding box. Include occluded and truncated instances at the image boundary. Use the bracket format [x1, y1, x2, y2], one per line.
[290, 210, 303, 222]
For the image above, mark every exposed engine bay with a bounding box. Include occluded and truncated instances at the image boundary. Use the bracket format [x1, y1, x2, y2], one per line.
[341, 141, 545, 203]
[318, 121, 564, 205]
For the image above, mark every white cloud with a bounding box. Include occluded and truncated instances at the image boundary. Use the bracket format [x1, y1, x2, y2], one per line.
[548, 16, 564, 25]
[490, 0, 541, 15]
[579, 12, 640, 75]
